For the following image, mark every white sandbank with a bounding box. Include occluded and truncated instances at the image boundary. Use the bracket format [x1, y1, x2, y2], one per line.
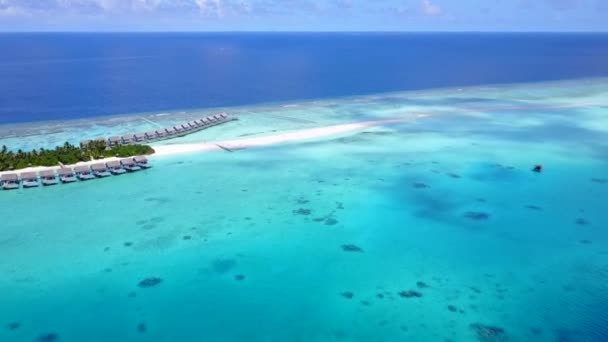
[151, 116, 424, 157]
[0, 116, 424, 176]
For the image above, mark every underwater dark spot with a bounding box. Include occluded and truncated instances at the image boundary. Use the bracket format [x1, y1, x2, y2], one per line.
[469, 323, 506, 342]
[241, 189, 248, 192]
[144, 197, 171, 205]
[137, 323, 147, 333]
[476, 198, 487, 203]
[447, 305, 458, 312]
[376, 293, 385, 299]
[530, 327, 542, 335]
[124, 242, 133, 247]
[399, 290, 423, 298]
[341, 244, 363, 253]
[138, 277, 162, 288]
[128, 291, 137, 298]
[212, 258, 237, 274]
[6, 322, 20, 330]
[413, 182, 430, 189]
[296, 198, 310, 204]
[417, 281, 429, 289]
[448, 173, 461, 179]
[293, 208, 311, 216]
[150, 217, 165, 223]
[341, 291, 354, 299]
[325, 218, 338, 226]
[579, 240, 592, 244]
[400, 325, 408, 332]
[360, 300, 371, 306]
[470, 287, 482, 294]
[525, 205, 543, 211]
[244, 217, 252, 221]
[141, 224, 155, 230]
[36, 333, 59, 342]
[336, 202, 344, 210]
[235, 274, 245, 281]
[182, 235, 192, 240]
[591, 178, 607, 184]
[136, 220, 147, 226]
[104, 268, 112, 273]
[313, 217, 324, 222]
[464, 212, 490, 221]
[575, 218, 589, 226]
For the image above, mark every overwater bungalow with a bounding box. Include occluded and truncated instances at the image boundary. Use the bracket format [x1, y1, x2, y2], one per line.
[188, 121, 199, 129]
[120, 158, 141, 172]
[173, 125, 185, 134]
[106, 160, 126, 175]
[155, 129, 167, 138]
[1, 173, 20, 190]
[91, 163, 111, 177]
[20, 172, 39, 188]
[121, 134, 135, 145]
[220, 113, 228, 119]
[165, 127, 176, 136]
[133, 156, 150, 168]
[134, 133, 146, 143]
[145, 131, 158, 140]
[202, 117, 212, 125]
[181, 124, 192, 132]
[39, 170, 58, 186]
[194, 119, 205, 126]
[58, 168, 77, 183]
[74, 165, 95, 180]
[80, 140, 91, 149]
[108, 136, 121, 147]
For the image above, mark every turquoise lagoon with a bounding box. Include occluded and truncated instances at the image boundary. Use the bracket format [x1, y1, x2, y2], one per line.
[1, 79, 608, 342]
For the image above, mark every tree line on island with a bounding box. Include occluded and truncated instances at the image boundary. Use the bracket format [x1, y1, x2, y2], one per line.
[0, 140, 154, 171]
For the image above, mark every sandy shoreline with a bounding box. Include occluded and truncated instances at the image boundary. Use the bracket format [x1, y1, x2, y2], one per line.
[0, 116, 422, 176]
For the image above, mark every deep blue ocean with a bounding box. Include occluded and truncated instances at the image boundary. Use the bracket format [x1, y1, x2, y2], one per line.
[1, 32, 608, 124]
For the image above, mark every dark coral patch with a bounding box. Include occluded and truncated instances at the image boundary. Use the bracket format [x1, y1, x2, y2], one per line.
[36, 333, 59, 342]
[469, 323, 506, 342]
[6, 322, 20, 330]
[447, 173, 461, 179]
[182, 235, 192, 240]
[137, 323, 147, 333]
[138, 277, 162, 288]
[325, 218, 338, 226]
[580, 240, 592, 244]
[341, 244, 363, 253]
[464, 212, 490, 221]
[525, 205, 543, 211]
[341, 291, 354, 299]
[575, 218, 590, 226]
[413, 182, 430, 189]
[447, 305, 458, 312]
[124, 242, 133, 247]
[235, 274, 245, 281]
[399, 290, 423, 298]
[416, 281, 429, 289]
[591, 178, 607, 184]
[293, 208, 311, 216]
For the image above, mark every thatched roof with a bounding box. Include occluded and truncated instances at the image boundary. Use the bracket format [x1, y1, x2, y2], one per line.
[39, 170, 56, 178]
[121, 158, 135, 166]
[106, 160, 122, 168]
[74, 165, 91, 173]
[1, 173, 18, 182]
[134, 156, 148, 163]
[57, 168, 74, 176]
[109, 136, 121, 142]
[91, 163, 107, 171]
[20, 172, 37, 180]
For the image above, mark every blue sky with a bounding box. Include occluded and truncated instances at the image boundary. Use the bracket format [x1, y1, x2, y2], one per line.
[0, 0, 606, 32]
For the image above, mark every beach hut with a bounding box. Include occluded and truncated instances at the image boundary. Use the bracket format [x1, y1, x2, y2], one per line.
[58, 168, 77, 183]
[106, 160, 126, 175]
[134, 133, 146, 143]
[121, 134, 135, 145]
[80, 140, 91, 149]
[1, 173, 20, 190]
[133, 156, 150, 168]
[39, 170, 58, 186]
[91, 163, 111, 177]
[145, 131, 159, 140]
[20, 172, 39, 188]
[120, 158, 141, 172]
[108, 136, 121, 147]
[74, 165, 95, 181]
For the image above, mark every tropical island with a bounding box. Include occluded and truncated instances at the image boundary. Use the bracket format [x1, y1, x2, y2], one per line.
[0, 141, 154, 172]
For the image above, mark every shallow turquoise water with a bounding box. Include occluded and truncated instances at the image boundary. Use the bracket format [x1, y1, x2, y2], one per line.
[1, 80, 608, 341]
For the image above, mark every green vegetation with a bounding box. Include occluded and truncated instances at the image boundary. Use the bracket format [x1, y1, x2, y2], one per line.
[0, 141, 154, 171]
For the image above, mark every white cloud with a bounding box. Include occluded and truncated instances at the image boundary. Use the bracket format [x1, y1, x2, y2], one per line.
[421, 0, 441, 16]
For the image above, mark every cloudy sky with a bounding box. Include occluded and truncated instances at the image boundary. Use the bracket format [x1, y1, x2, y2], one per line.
[0, 0, 606, 32]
